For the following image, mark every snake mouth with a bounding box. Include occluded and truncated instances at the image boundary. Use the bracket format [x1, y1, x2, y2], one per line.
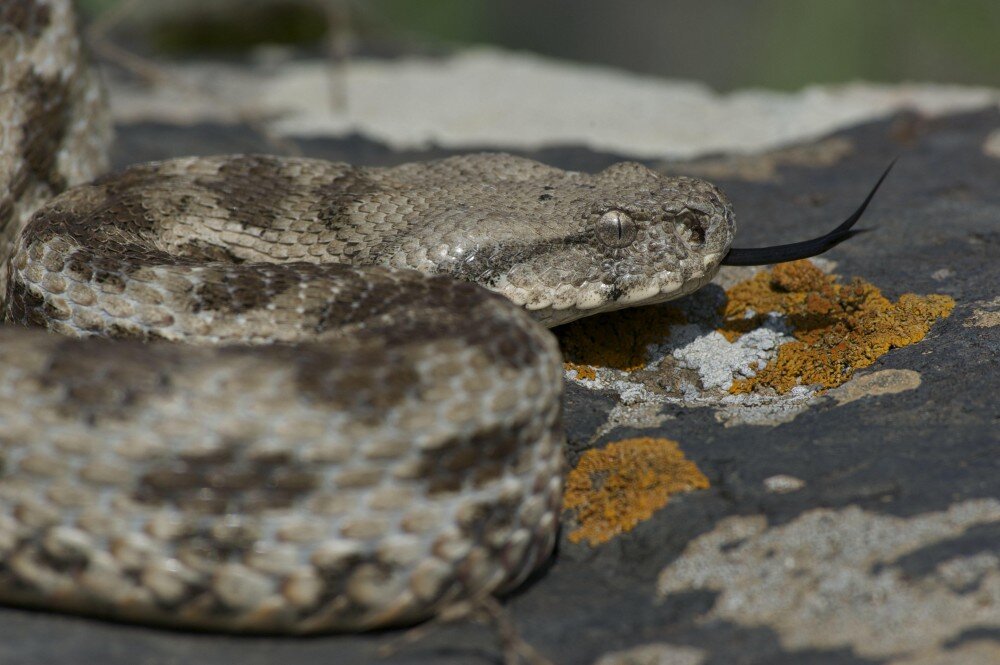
[509, 265, 722, 328]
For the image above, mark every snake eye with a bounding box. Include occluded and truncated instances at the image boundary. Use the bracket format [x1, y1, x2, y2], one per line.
[596, 210, 637, 248]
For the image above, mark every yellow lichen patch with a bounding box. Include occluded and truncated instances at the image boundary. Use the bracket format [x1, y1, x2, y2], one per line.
[563, 362, 597, 381]
[556, 305, 685, 372]
[563, 437, 709, 546]
[721, 260, 955, 394]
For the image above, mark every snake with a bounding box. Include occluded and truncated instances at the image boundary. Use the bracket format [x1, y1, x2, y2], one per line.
[0, 0, 888, 633]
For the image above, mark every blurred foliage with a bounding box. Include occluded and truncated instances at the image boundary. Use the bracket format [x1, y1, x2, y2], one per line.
[750, 0, 1000, 89]
[364, 0, 494, 44]
[153, 3, 327, 53]
[79, 0, 119, 15]
[80, 0, 328, 53]
[78, 0, 1000, 90]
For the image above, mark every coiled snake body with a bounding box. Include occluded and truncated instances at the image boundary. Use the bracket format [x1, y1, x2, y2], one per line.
[2, 0, 879, 634]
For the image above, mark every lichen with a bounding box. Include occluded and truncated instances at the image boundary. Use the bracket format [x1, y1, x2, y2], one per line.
[721, 260, 955, 394]
[564, 362, 597, 381]
[555, 261, 953, 399]
[557, 305, 685, 372]
[563, 437, 710, 546]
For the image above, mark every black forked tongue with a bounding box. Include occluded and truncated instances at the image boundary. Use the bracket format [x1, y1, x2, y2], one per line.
[721, 160, 895, 266]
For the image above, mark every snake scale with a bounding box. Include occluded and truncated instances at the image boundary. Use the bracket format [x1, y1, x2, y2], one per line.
[0, 0, 882, 633]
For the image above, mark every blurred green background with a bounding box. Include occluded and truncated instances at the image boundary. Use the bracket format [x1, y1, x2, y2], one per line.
[80, 0, 1000, 91]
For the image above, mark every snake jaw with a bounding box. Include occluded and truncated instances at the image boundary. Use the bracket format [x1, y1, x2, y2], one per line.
[512, 260, 725, 327]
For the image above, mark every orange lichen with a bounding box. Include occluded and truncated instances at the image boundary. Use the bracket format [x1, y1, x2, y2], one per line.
[721, 260, 954, 394]
[556, 305, 685, 372]
[563, 437, 709, 546]
[563, 362, 597, 381]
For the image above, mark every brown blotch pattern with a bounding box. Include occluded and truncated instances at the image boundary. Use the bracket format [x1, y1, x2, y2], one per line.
[288, 345, 421, 423]
[199, 155, 299, 230]
[315, 170, 383, 231]
[0, 0, 51, 38]
[191, 268, 272, 315]
[308, 270, 548, 372]
[26, 189, 173, 268]
[361, 279, 545, 371]
[417, 421, 534, 496]
[135, 445, 319, 515]
[64, 249, 130, 291]
[4, 277, 47, 326]
[175, 239, 245, 264]
[457, 493, 523, 544]
[16, 72, 72, 192]
[40, 338, 177, 421]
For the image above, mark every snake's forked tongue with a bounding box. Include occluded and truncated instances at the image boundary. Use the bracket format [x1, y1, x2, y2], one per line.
[721, 160, 895, 266]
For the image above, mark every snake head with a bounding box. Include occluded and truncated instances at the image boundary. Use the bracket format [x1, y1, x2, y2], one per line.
[425, 156, 892, 328]
[457, 161, 736, 327]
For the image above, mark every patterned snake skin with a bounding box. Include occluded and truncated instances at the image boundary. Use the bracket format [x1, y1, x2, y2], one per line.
[0, 1, 735, 632]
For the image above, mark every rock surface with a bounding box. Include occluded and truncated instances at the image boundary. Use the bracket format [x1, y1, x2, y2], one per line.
[106, 49, 1000, 159]
[1, 51, 998, 665]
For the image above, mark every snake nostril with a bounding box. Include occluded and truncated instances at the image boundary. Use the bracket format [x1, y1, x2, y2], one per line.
[674, 209, 707, 246]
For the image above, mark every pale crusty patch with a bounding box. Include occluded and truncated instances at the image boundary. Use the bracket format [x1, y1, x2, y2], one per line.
[964, 296, 1000, 328]
[828, 369, 922, 406]
[983, 128, 1000, 159]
